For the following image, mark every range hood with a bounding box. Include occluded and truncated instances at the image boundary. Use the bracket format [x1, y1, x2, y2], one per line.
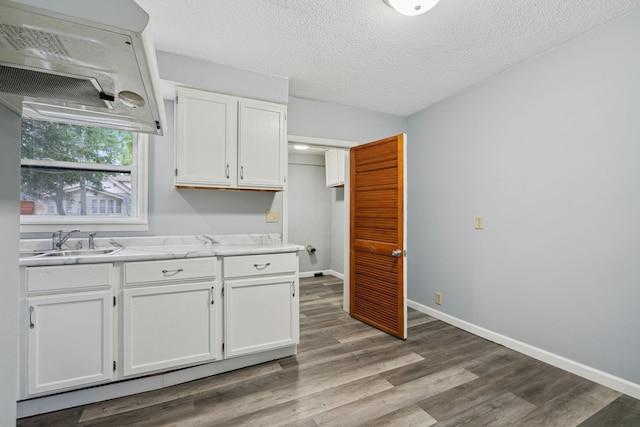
[0, 0, 166, 135]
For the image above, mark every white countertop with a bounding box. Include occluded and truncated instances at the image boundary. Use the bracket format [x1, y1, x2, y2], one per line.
[19, 234, 304, 267]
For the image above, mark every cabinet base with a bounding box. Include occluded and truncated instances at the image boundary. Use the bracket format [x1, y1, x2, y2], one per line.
[17, 345, 297, 419]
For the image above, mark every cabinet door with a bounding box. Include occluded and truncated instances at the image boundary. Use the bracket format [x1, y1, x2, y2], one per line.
[123, 282, 221, 377]
[175, 87, 236, 187]
[237, 99, 286, 189]
[325, 149, 345, 187]
[27, 291, 113, 395]
[225, 276, 299, 358]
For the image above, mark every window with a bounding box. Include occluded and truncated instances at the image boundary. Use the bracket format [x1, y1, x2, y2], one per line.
[20, 120, 148, 232]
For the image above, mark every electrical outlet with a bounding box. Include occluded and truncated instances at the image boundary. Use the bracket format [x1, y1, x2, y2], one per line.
[435, 292, 442, 305]
[266, 209, 279, 223]
[475, 215, 484, 230]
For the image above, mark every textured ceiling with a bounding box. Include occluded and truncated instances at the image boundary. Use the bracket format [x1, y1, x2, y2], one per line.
[134, 0, 640, 117]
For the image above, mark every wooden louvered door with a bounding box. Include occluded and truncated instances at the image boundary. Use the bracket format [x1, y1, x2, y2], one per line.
[350, 134, 407, 339]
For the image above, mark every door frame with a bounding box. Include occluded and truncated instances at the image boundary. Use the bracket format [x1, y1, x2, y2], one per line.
[285, 135, 357, 312]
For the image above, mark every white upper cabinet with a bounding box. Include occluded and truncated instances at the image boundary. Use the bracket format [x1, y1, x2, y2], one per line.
[325, 149, 345, 187]
[175, 87, 286, 191]
[238, 99, 286, 189]
[175, 88, 236, 188]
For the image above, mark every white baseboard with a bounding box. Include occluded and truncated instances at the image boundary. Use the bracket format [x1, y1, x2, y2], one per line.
[299, 270, 344, 280]
[408, 299, 640, 400]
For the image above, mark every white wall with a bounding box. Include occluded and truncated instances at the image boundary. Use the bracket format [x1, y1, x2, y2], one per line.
[0, 103, 20, 425]
[407, 9, 640, 387]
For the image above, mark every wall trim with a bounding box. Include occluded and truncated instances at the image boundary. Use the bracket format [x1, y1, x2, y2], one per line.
[408, 299, 640, 400]
[299, 270, 344, 280]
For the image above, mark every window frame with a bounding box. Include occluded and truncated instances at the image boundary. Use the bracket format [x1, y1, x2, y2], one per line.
[20, 133, 149, 233]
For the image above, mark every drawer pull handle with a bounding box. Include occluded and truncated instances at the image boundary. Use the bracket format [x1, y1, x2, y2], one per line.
[291, 281, 295, 297]
[29, 306, 35, 329]
[161, 268, 184, 276]
[253, 262, 271, 270]
[210, 286, 215, 305]
[226, 164, 230, 179]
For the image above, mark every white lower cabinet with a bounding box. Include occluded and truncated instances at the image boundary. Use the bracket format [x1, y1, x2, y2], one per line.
[223, 253, 299, 358]
[19, 251, 299, 402]
[122, 258, 221, 377]
[225, 276, 299, 358]
[24, 264, 114, 396]
[122, 282, 220, 376]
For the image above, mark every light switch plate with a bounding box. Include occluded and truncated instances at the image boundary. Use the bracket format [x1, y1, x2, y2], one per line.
[475, 215, 484, 230]
[266, 209, 279, 223]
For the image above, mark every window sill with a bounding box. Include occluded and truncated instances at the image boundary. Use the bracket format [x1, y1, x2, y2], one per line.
[20, 217, 149, 233]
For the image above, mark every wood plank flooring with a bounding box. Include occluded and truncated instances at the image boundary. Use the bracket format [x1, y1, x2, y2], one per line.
[17, 275, 640, 426]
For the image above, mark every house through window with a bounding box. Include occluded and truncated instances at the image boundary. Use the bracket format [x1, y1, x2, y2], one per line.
[20, 119, 148, 231]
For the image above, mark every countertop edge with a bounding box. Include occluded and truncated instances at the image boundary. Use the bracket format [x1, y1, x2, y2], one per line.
[19, 244, 305, 267]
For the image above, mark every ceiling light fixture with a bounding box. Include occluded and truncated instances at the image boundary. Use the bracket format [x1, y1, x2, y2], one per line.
[293, 144, 309, 150]
[384, 0, 440, 16]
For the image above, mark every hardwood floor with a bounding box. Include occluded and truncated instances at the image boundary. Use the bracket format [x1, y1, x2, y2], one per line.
[18, 275, 640, 426]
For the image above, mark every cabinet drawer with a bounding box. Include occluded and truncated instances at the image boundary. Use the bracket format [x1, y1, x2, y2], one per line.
[223, 253, 297, 278]
[27, 264, 112, 293]
[124, 257, 215, 285]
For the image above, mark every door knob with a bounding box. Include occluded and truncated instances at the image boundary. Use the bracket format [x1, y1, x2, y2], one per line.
[392, 249, 402, 258]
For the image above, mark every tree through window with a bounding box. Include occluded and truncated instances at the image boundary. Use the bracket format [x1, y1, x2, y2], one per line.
[20, 120, 139, 220]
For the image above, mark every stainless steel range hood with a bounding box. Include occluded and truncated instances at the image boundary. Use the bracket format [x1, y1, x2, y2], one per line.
[0, 0, 166, 135]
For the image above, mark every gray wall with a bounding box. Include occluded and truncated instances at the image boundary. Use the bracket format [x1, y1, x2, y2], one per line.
[329, 186, 346, 273]
[407, 9, 640, 385]
[0, 104, 20, 424]
[288, 96, 407, 143]
[146, 100, 283, 236]
[139, 52, 290, 237]
[157, 51, 288, 104]
[288, 153, 332, 274]
[287, 96, 407, 274]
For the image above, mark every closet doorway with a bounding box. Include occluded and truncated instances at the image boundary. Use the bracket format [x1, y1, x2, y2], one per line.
[284, 135, 356, 312]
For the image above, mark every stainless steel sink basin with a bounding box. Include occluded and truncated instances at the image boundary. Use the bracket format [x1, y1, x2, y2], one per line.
[20, 248, 122, 258]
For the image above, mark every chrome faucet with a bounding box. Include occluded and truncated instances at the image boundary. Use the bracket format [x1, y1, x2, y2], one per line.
[88, 232, 97, 250]
[52, 229, 80, 250]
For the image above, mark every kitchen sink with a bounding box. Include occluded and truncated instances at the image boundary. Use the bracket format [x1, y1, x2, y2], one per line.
[20, 248, 122, 258]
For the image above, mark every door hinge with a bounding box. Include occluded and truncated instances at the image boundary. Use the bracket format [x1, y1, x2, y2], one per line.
[113, 296, 116, 307]
[113, 361, 116, 371]
[222, 285, 224, 297]
[175, 168, 178, 177]
[175, 95, 179, 104]
[222, 343, 225, 352]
